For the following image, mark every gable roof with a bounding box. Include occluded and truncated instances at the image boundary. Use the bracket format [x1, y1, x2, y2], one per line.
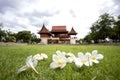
[68, 27, 77, 35]
[38, 24, 50, 34]
[51, 26, 68, 33]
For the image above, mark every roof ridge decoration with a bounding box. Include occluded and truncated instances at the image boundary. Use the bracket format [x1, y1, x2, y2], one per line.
[68, 27, 77, 35]
[38, 24, 50, 34]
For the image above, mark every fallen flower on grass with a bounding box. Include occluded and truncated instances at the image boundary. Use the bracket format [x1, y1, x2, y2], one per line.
[74, 52, 90, 67]
[17, 53, 48, 74]
[17, 55, 38, 74]
[50, 54, 67, 69]
[88, 50, 104, 66]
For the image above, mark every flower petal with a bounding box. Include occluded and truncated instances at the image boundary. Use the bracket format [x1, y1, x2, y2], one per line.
[60, 62, 66, 69]
[61, 52, 66, 57]
[50, 62, 58, 69]
[41, 53, 48, 59]
[33, 54, 41, 60]
[84, 61, 90, 66]
[89, 60, 93, 66]
[26, 55, 33, 67]
[74, 58, 83, 67]
[85, 52, 91, 57]
[67, 53, 76, 58]
[92, 50, 98, 56]
[97, 54, 104, 60]
[52, 55, 59, 61]
[56, 50, 61, 55]
[67, 57, 73, 63]
[17, 65, 28, 74]
[84, 54, 89, 61]
[78, 52, 84, 59]
[93, 60, 99, 64]
[32, 59, 38, 67]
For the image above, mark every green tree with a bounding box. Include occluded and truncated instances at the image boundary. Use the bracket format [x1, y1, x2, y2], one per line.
[89, 13, 114, 42]
[5, 30, 17, 42]
[90, 23, 100, 43]
[16, 31, 31, 43]
[31, 33, 41, 43]
[111, 15, 120, 41]
[0, 23, 6, 42]
[83, 34, 91, 43]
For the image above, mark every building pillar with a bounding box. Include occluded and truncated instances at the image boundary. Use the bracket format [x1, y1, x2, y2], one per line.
[41, 38, 48, 44]
[70, 38, 76, 44]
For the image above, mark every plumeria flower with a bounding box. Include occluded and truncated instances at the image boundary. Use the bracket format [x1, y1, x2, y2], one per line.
[17, 55, 38, 74]
[33, 53, 48, 61]
[88, 50, 104, 66]
[74, 52, 90, 67]
[66, 53, 76, 63]
[50, 54, 67, 69]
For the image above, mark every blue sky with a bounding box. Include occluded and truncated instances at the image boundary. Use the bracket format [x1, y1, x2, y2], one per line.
[0, 0, 120, 39]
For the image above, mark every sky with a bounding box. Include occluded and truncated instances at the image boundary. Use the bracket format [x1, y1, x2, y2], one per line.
[0, 0, 120, 39]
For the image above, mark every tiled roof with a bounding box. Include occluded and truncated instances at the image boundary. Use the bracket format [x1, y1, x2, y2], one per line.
[68, 27, 77, 35]
[51, 26, 68, 33]
[38, 25, 77, 36]
[38, 24, 50, 34]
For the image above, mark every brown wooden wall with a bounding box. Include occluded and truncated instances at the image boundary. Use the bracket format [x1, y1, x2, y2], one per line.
[40, 34, 50, 38]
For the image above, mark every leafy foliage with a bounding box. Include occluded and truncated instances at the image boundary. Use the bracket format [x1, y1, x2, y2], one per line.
[84, 13, 120, 43]
[0, 23, 41, 43]
[0, 23, 6, 41]
[16, 31, 31, 43]
[31, 33, 41, 43]
[111, 15, 120, 41]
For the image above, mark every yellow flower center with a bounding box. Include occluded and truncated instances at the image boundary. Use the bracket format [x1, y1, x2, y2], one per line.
[57, 61, 63, 65]
[81, 59, 87, 63]
[91, 56, 96, 60]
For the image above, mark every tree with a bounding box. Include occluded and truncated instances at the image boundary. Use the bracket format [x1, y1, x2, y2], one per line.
[83, 34, 92, 43]
[5, 30, 16, 42]
[89, 13, 114, 42]
[0, 23, 6, 42]
[90, 23, 100, 43]
[31, 33, 41, 43]
[111, 15, 120, 41]
[16, 31, 31, 43]
[0, 23, 40, 43]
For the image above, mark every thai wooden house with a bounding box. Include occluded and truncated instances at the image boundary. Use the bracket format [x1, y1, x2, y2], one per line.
[38, 24, 77, 44]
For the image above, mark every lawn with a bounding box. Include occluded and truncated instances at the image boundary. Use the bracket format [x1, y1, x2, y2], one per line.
[0, 45, 120, 80]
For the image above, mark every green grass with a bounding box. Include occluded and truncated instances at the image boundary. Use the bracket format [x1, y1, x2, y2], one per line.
[0, 45, 120, 80]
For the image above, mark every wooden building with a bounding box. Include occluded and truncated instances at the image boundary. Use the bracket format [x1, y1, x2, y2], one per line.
[38, 24, 77, 44]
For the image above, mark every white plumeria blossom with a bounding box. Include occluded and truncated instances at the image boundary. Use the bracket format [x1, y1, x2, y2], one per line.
[17, 55, 38, 74]
[50, 54, 67, 69]
[33, 53, 48, 61]
[66, 53, 76, 63]
[88, 50, 104, 66]
[74, 52, 90, 67]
